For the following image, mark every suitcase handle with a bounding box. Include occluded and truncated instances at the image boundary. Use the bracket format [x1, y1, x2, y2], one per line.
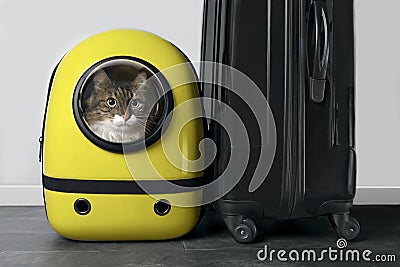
[307, 0, 329, 103]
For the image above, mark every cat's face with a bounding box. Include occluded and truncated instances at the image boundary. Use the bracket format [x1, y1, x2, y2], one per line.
[83, 69, 159, 143]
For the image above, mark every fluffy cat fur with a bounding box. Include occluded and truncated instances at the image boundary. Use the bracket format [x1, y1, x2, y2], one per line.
[83, 68, 159, 143]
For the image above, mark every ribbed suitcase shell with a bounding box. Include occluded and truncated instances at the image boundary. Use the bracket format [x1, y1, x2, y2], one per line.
[201, 0, 360, 243]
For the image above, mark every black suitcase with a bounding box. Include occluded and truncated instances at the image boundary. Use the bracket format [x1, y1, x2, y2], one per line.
[201, 0, 360, 243]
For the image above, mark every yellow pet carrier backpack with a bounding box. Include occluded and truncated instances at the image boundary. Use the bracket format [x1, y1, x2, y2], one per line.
[39, 29, 204, 241]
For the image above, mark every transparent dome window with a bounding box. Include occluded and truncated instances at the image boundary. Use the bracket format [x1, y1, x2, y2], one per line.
[75, 58, 171, 149]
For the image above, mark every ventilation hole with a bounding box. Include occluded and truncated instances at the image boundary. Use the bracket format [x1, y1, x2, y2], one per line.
[74, 198, 91, 215]
[154, 199, 171, 216]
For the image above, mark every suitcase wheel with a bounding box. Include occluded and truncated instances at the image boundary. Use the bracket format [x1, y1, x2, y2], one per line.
[328, 213, 360, 241]
[224, 216, 257, 244]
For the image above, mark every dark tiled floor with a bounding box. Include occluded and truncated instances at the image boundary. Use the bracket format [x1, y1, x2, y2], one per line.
[0, 206, 399, 266]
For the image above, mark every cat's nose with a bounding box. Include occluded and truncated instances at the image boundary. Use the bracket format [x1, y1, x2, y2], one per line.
[123, 114, 130, 121]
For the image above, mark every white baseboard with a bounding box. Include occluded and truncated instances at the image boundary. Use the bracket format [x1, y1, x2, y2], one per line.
[354, 186, 400, 205]
[0, 185, 399, 206]
[0, 185, 44, 206]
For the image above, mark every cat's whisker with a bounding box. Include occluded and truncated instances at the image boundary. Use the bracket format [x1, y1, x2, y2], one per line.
[133, 121, 157, 133]
[134, 115, 158, 119]
[133, 121, 148, 128]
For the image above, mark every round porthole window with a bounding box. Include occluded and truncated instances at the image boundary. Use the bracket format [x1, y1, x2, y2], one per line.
[73, 57, 173, 153]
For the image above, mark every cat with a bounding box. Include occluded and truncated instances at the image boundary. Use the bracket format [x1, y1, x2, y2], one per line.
[83, 67, 160, 144]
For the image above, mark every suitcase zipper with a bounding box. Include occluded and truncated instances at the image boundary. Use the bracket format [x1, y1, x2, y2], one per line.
[38, 137, 43, 162]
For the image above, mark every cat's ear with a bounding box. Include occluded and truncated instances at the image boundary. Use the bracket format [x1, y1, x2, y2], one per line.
[132, 71, 147, 90]
[93, 69, 112, 90]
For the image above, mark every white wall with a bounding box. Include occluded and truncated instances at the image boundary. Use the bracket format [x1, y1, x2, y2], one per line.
[0, 0, 204, 204]
[0, 0, 399, 205]
[355, 0, 400, 203]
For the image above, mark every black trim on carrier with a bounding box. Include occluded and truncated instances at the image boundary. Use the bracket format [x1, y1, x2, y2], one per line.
[39, 61, 61, 162]
[43, 175, 204, 194]
[72, 56, 174, 154]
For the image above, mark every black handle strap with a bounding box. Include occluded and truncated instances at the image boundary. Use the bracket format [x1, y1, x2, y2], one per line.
[308, 0, 330, 103]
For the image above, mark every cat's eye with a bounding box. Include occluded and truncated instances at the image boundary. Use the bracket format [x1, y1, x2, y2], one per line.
[130, 99, 139, 108]
[107, 98, 117, 108]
